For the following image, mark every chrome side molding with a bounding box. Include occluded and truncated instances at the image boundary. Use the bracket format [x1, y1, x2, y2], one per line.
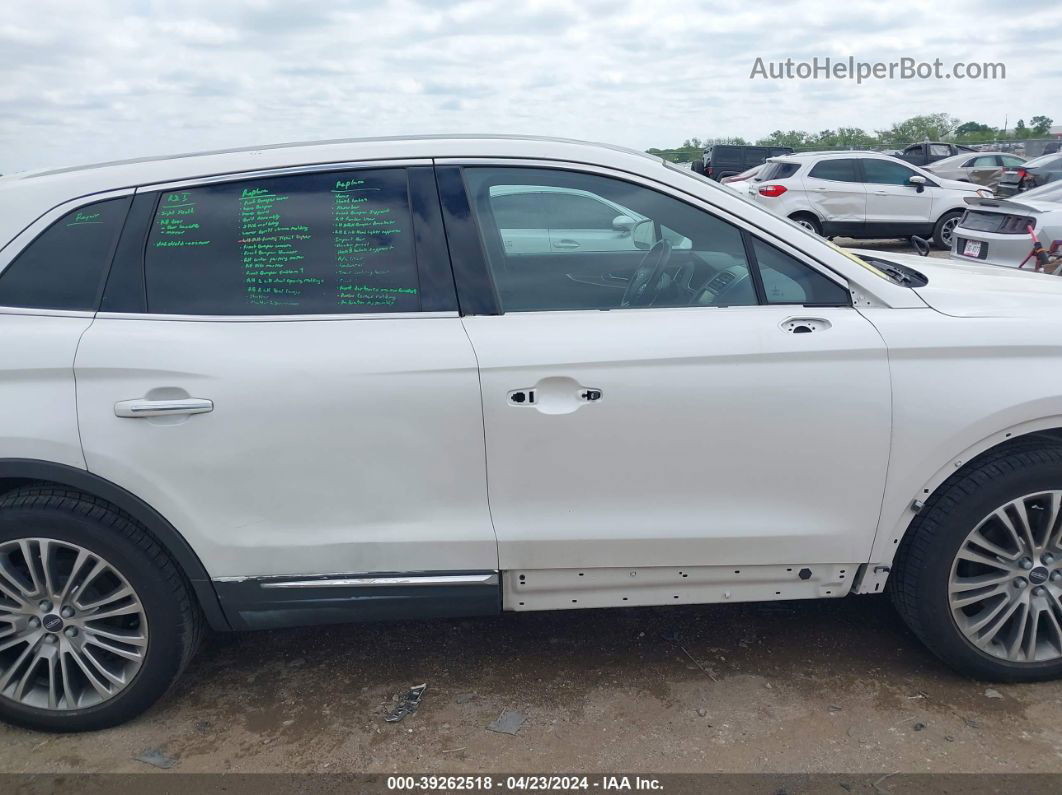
[257, 573, 499, 589]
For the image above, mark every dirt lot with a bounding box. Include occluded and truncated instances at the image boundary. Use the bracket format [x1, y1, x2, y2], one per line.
[1, 594, 1061, 775]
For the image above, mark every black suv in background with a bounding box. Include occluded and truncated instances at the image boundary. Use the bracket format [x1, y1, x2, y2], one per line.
[694, 145, 794, 180]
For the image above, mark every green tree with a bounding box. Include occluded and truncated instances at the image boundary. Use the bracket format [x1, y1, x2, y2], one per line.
[1030, 115, 1054, 136]
[883, 113, 960, 144]
[756, 130, 813, 148]
[1013, 119, 1028, 139]
[954, 121, 996, 139]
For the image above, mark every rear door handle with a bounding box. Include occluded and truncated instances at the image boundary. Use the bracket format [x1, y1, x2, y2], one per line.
[553, 239, 581, 249]
[114, 398, 214, 418]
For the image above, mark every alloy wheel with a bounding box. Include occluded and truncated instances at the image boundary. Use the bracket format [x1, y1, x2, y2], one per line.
[949, 492, 1062, 663]
[941, 216, 960, 247]
[0, 538, 148, 711]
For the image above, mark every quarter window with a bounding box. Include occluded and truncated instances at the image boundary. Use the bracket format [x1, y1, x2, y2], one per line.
[751, 239, 850, 306]
[0, 197, 130, 311]
[808, 159, 859, 182]
[143, 169, 420, 315]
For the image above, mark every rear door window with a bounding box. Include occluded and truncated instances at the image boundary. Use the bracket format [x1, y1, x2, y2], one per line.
[808, 159, 859, 182]
[0, 197, 130, 311]
[143, 169, 421, 315]
[759, 162, 800, 181]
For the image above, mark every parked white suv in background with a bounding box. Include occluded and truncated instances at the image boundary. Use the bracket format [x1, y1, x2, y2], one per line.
[3, 136, 1062, 733]
[748, 152, 993, 248]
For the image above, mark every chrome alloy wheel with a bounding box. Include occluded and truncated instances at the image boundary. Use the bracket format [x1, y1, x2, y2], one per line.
[949, 492, 1062, 663]
[0, 538, 148, 711]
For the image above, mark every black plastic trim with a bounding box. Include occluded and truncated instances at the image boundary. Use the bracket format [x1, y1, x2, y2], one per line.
[214, 572, 502, 630]
[433, 165, 500, 315]
[99, 191, 157, 314]
[0, 459, 230, 630]
[408, 166, 459, 312]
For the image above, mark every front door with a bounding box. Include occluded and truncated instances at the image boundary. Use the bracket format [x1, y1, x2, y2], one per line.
[452, 164, 892, 571]
[861, 158, 935, 232]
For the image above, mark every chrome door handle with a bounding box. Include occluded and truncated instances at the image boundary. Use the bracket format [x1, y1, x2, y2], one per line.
[553, 239, 581, 249]
[114, 398, 214, 418]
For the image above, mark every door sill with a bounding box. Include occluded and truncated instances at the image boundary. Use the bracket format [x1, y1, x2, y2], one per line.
[502, 564, 854, 611]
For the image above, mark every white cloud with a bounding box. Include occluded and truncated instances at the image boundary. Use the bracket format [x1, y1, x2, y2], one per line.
[0, 0, 1058, 171]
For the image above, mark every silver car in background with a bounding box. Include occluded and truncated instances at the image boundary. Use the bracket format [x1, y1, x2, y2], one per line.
[950, 181, 1062, 267]
[927, 152, 1027, 191]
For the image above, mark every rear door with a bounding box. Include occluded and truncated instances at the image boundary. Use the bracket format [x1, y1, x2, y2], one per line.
[75, 164, 496, 580]
[801, 158, 867, 234]
[442, 163, 892, 574]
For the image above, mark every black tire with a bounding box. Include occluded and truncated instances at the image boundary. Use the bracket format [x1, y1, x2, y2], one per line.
[0, 486, 202, 732]
[890, 442, 1062, 682]
[932, 210, 963, 249]
[788, 213, 822, 236]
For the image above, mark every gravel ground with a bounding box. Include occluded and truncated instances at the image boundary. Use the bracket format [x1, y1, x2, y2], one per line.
[1, 595, 1061, 774]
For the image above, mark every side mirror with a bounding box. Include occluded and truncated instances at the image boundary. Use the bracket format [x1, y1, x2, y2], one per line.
[908, 175, 927, 193]
[631, 218, 655, 251]
[612, 215, 638, 234]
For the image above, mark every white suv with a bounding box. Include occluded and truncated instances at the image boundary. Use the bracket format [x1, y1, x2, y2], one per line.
[748, 152, 992, 248]
[2, 136, 1062, 732]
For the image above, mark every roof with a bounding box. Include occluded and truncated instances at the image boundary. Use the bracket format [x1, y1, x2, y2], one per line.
[3, 134, 659, 185]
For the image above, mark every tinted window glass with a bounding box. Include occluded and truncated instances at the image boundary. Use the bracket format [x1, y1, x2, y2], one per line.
[547, 193, 620, 230]
[144, 169, 420, 315]
[969, 156, 1000, 167]
[489, 191, 547, 230]
[808, 159, 859, 182]
[464, 167, 756, 312]
[862, 159, 917, 185]
[929, 144, 951, 157]
[0, 197, 129, 311]
[751, 239, 849, 305]
[759, 162, 800, 181]
[1001, 156, 1025, 167]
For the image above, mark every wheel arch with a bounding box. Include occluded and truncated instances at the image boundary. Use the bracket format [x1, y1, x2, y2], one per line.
[857, 419, 1062, 593]
[0, 458, 230, 630]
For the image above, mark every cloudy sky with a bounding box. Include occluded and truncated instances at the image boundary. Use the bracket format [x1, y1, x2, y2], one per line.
[1, 0, 1058, 173]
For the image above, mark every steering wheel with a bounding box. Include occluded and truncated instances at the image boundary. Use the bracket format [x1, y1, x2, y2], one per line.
[620, 240, 672, 308]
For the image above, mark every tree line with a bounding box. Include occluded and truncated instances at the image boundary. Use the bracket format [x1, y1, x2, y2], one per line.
[648, 113, 1055, 162]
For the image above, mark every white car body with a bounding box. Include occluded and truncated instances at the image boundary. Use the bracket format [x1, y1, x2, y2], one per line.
[0, 135, 1060, 628]
[747, 152, 991, 245]
[950, 183, 1062, 268]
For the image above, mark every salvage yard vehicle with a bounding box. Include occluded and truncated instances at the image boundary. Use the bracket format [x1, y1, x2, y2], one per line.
[693, 144, 793, 180]
[926, 152, 1027, 191]
[951, 182, 1062, 268]
[896, 141, 977, 167]
[748, 151, 992, 248]
[996, 153, 1062, 197]
[3, 135, 1062, 733]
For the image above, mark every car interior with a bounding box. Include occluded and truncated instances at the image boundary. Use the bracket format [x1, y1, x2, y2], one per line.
[462, 167, 848, 313]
